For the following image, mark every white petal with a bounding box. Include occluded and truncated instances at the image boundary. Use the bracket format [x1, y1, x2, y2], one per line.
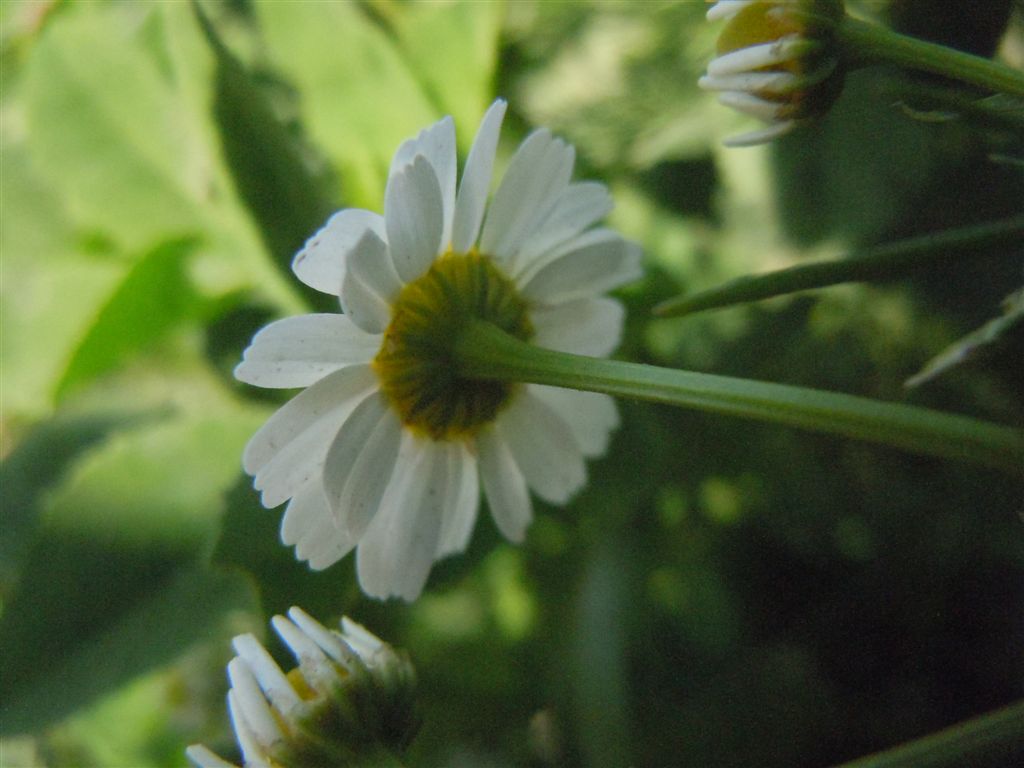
[452, 99, 507, 253]
[281, 478, 329, 546]
[723, 120, 799, 147]
[529, 385, 619, 458]
[235, 314, 380, 389]
[391, 116, 457, 251]
[185, 745, 239, 768]
[479, 128, 575, 262]
[245, 371, 378, 509]
[707, 1, 754, 21]
[288, 483, 355, 570]
[496, 391, 586, 505]
[385, 154, 444, 282]
[271, 615, 338, 694]
[322, 391, 402, 538]
[513, 227, 614, 285]
[707, 37, 805, 76]
[226, 690, 272, 768]
[228, 651, 296, 729]
[512, 182, 613, 274]
[340, 228, 400, 334]
[520, 235, 642, 305]
[356, 437, 446, 601]
[339, 616, 384, 659]
[477, 427, 532, 542]
[717, 91, 788, 121]
[435, 440, 480, 558]
[287, 607, 353, 665]
[531, 296, 625, 357]
[292, 209, 386, 296]
[698, 71, 800, 93]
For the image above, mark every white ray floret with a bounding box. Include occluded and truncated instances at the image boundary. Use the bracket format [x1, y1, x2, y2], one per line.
[235, 97, 638, 601]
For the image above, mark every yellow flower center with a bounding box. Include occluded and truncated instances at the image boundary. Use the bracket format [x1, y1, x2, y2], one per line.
[373, 251, 533, 441]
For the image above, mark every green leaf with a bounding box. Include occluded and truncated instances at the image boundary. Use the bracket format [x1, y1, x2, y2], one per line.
[0, 566, 257, 736]
[0, 145, 127, 416]
[55, 237, 202, 399]
[23, 7, 212, 250]
[0, 409, 160, 600]
[0, 411, 263, 734]
[254, 0, 438, 207]
[385, 0, 501, 147]
[191, 1, 338, 288]
[22, 3, 302, 310]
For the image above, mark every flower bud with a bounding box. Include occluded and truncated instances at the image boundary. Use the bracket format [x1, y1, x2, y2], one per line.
[701, 1, 846, 145]
[186, 608, 419, 768]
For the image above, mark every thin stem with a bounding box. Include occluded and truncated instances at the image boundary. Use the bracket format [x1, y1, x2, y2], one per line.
[831, 699, 1024, 768]
[837, 17, 1024, 98]
[654, 216, 1024, 317]
[456, 321, 1024, 475]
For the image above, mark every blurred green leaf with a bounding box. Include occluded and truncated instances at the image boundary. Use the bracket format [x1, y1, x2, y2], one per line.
[0, 411, 262, 734]
[23, 7, 215, 250]
[192, 0, 337, 278]
[55, 237, 202, 399]
[0, 409, 159, 599]
[253, 0, 439, 207]
[515, 1, 722, 169]
[0, 145, 127, 416]
[384, 0, 501, 148]
[0, 566, 257, 737]
[21, 3, 301, 309]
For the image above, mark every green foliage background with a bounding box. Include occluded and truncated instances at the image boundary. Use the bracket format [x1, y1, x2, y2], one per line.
[1, 1, 1021, 766]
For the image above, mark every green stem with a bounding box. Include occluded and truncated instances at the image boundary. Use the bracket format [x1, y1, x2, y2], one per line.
[831, 700, 1024, 768]
[456, 321, 1024, 475]
[837, 17, 1024, 98]
[654, 216, 1024, 317]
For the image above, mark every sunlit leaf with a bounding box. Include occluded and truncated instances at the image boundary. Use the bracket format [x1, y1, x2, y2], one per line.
[0, 146, 126, 416]
[254, 0, 437, 207]
[22, 3, 301, 309]
[385, 0, 501, 147]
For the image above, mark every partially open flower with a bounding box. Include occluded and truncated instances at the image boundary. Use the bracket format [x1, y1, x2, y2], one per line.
[235, 99, 640, 601]
[700, 0, 846, 145]
[185, 608, 418, 768]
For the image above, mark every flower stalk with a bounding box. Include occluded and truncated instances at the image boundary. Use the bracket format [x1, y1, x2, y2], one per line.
[455, 320, 1024, 475]
[654, 215, 1024, 317]
[836, 16, 1024, 99]
[830, 699, 1024, 768]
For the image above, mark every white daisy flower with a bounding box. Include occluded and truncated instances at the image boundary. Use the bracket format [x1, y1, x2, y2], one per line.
[235, 99, 641, 601]
[700, 1, 845, 146]
[185, 607, 418, 768]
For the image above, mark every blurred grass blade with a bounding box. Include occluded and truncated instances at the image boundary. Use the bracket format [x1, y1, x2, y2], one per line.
[655, 216, 1024, 317]
[832, 699, 1024, 768]
[191, 0, 336, 281]
[906, 285, 1024, 388]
